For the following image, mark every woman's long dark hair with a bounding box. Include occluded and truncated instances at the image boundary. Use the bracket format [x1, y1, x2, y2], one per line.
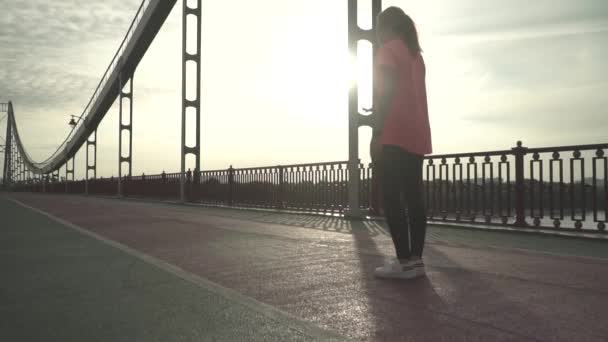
[377, 7, 422, 55]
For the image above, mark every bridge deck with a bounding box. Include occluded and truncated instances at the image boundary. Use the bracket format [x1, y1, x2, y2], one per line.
[2, 193, 608, 341]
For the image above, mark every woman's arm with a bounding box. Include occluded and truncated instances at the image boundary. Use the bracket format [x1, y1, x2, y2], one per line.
[373, 65, 397, 137]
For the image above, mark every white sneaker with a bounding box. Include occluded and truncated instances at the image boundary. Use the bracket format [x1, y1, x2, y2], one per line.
[374, 259, 418, 279]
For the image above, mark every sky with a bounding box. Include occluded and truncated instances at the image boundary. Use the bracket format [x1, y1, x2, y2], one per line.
[1, 0, 607, 179]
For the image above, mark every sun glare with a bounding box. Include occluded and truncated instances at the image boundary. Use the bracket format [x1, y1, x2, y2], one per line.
[261, 30, 373, 128]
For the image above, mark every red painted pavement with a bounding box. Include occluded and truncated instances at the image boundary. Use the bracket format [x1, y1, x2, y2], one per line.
[8, 193, 608, 342]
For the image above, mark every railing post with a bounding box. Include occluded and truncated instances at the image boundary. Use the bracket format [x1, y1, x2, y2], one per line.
[161, 171, 167, 199]
[193, 168, 200, 202]
[141, 173, 146, 197]
[228, 165, 234, 206]
[186, 168, 192, 202]
[278, 165, 284, 209]
[512, 141, 529, 227]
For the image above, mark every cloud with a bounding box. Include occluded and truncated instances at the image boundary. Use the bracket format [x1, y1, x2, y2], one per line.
[0, 1, 141, 112]
[431, 0, 608, 36]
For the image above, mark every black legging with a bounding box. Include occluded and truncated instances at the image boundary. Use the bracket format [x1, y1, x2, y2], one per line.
[379, 145, 427, 259]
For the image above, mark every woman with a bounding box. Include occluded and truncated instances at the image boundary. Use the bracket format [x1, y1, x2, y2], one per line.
[371, 7, 432, 279]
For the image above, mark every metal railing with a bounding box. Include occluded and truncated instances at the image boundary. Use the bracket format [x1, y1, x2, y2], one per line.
[191, 161, 351, 213]
[12, 142, 608, 234]
[417, 142, 607, 232]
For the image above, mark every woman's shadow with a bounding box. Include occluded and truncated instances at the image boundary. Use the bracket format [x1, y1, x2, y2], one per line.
[348, 218, 546, 341]
[348, 219, 451, 340]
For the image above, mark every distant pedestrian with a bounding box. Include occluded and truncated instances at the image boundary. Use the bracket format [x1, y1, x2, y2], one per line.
[371, 7, 432, 279]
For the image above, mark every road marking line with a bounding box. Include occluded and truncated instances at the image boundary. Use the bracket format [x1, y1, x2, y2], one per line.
[8, 197, 347, 341]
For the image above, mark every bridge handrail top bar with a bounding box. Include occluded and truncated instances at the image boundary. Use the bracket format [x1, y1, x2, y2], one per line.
[34, 0, 148, 167]
[229, 161, 351, 172]
[193, 161, 351, 173]
[425, 150, 513, 160]
[526, 143, 608, 154]
[425, 143, 608, 160]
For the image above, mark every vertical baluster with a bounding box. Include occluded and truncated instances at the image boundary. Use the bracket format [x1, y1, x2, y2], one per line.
[425, 159, 430, 217]
[453, 157, 463, 221]
[248, 169, 252, 205]
[338, 164, 345, 212]
[236, 169, 242, 205]
[482, 155, 493, 223]
[570, 150, 585, 229]
[301, 166, 306, 210]
[313, 165, 319, 211]
[506, 155, 512, 222]
[256, 169, 261, 206]
[530, 153, 545, 227]
[252, 169, 257, 205]
[302, 166, 313, 210]
[367, 162, 371, 212]
[299, 166, 304, 209]
[263, 168, 268, 207]
[232, 168, 238, 206]
[245, 169, 250, 205]
[439, 158, 448, 220]
[358, 162, 365, 211]
[549, 152, 564, 228]
[262, 168, 267, 207]
[222, 170, 226, 204]
[296, 166, 301, 209]
[273, 167, 277, 208]
[239, 169, 244, 206]
[321, 164, 326, 212]
[498, 155, 506, 223]
[273, 167, 278, 208]
[329, 165, 335, 213]
[302, 166, 308, 209]
[603, 149, 608, 232]
[467, 157, 477, 221]
[314, 165, 320, 211]
[426, 159, 434, 218]
[593, 149, 607, 231]
[251, 169, 256, 206]
[243, 169, 248, 205]
[311, 165, 316, 211]
[268, 167, 274, 207]
[285, 166, 292, 209]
